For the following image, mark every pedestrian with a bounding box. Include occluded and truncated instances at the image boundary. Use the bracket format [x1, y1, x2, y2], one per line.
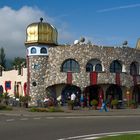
[80, 94, 84, 107]
[43, 96, 49, 107]
[100, 101, 108, 112]
[71, 93, 76, 106]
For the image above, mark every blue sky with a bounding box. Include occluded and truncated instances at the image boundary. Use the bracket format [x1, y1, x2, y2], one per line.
[0, 0, 140, 58]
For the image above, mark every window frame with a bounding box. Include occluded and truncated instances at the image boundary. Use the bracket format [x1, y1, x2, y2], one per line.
[61, 59, 80, 73]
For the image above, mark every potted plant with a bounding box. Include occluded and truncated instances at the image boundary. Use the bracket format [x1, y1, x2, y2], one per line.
[3, 92, 10, 105]
[90, 99, 98, 109]
[111, 99, 118, 109]
[20, 95, 31, 108]
[0, 93, 3, 103]
[130, 100, 137, 109]
[67, 100, 74, 110]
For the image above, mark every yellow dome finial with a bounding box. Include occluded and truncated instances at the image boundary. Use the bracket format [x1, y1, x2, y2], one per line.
[25, 17, 58, 46]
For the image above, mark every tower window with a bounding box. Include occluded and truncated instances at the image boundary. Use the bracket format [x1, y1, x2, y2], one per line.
[34, 64, 40, 70]
[40, 47, 47, 53]
[31, 47, 37, 54]
[32, 82, 37, 86]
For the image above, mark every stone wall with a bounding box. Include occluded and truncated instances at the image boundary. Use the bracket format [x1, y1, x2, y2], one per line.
[28, 44, 140, 102]
[45, 45, 140, 89]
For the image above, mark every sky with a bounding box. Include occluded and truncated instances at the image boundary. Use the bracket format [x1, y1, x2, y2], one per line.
[0, 0, 140, 59]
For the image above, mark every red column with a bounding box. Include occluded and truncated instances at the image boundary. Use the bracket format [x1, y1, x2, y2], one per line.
[27, 55, 30, 95]
[24, 82, 27, 96]
[67, 72, 72, 84]
[90, 71, 97, 85]
[116, 73, 120, 85]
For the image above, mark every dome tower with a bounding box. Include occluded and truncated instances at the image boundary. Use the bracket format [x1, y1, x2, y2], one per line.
[25, 18, 58, 105]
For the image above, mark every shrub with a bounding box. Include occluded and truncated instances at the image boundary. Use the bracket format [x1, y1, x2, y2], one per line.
[29, 107, 48, 112]
[90, 99, 98, 106]
[130, 100, 136, 105]
[67, 100, 74, 110]
[48, 107, 64, 112]
[129, 100, 137, 108]
[111, 99, 119, 108]
[0, 104, 12, 110]
[29, 107, 64, 112]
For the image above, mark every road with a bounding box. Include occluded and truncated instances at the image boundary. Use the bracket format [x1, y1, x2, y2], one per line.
[0, 115, 140, 140]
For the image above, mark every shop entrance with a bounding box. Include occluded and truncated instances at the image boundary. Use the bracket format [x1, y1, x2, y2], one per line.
[106, 84, 122, 108]
[61, 85, 81, 105]
[84, 85, 104, 106]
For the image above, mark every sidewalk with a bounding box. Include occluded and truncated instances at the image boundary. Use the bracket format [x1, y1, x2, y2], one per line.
[0, 107, 140, 117]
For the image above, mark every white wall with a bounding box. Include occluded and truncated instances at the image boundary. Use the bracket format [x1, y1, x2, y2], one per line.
[0, 68, 27, 97]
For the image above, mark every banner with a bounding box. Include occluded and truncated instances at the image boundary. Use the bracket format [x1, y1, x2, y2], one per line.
[67, 72, 72, 84]
[90, 71, 97, 85]
[24, 82, 27, 96]
[116, 73, 120, 85]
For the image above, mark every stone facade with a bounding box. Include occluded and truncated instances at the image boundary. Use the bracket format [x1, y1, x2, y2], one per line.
[28, 44, 140, 103]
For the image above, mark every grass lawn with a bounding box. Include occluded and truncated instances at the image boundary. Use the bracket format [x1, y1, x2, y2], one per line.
[98, 134, 140, 140]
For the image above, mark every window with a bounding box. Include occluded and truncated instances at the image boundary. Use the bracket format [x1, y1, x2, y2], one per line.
[32, 82, 37, 86]
[110, 60, 122, 73]
[31, 47, 36, 54]
[86, 59, 102, 72]
[95, 64, 102, 72]
[86, 63, 93, 72]
[61, 59, 80, 72]
[40, 47, 47, 53]
[5, 81, 11, 91]
[34, 64, 40, 70]
[130, 62, 139, 75]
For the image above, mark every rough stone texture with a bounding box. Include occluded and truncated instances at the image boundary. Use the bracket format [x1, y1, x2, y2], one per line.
[28, 44, 140, 102]
[46, 45, 140, 88]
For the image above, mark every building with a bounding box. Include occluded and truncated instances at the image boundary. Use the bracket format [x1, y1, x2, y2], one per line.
[0, 18, 140, 107]
[0, 67, 27, 97]
[24, 18, 140, 106]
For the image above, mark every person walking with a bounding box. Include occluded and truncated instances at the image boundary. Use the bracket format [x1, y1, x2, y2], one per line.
[70, 93, 76, 108]
[100, 101, 108, 112]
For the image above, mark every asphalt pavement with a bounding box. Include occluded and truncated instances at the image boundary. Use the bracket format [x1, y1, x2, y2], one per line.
[0, 106, 140, 117]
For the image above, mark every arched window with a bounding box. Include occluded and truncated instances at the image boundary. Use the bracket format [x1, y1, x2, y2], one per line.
[86, 59, 102, 72]
[130, 62, 139, 75]
[110, 60, 122, 73]
[95, 64, 102, 72]
[86, 63, 93, 72]
[31, 47, 36, 54]
[40, 47, 47, 53]
[61, 59, 80, 72]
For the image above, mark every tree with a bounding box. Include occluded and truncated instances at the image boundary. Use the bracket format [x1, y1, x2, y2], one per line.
[12, 57, 26, 69]
[0, 47, 6, 69]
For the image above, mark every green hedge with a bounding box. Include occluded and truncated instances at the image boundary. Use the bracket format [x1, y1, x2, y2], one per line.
[0, 104, 12, 110]
[29, 107, 64, 112]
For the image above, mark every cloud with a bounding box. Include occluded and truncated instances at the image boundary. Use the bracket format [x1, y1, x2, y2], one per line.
[97, 3, 140, 13]
[0, 6, 76, 59]
[57, 22, 76, 44]
[0, 6, 52, 59]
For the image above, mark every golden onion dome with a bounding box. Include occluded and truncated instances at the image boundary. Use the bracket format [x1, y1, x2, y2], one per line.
[25, 17, 58, 46]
